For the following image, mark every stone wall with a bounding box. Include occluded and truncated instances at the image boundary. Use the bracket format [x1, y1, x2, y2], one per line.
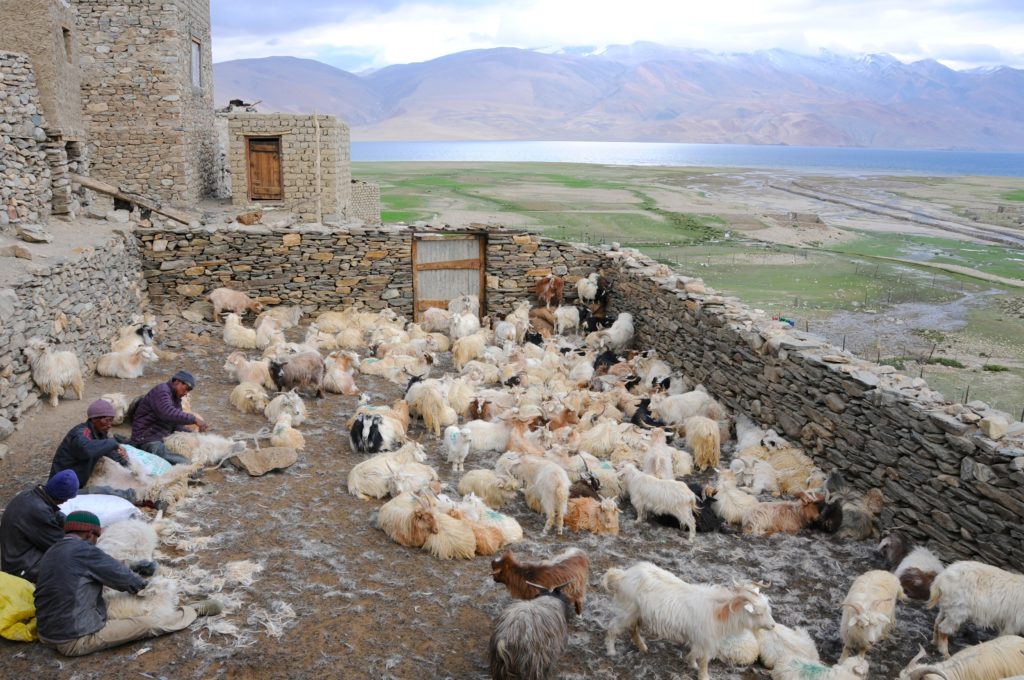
[0, 231, 146, 441]
[0, 0, 86, 141]
[350, 180, 381, 225]
[0, 52, 52, 229]
[227, 113, 350, 222]
[132, 223, 1023, 567]
[75, 0, 216, 206]
[136, 225, 603, 317]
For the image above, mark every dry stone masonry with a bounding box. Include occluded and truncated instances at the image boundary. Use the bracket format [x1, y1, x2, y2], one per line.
[0, 232, 145, 439]
[0, 52, 52, 230]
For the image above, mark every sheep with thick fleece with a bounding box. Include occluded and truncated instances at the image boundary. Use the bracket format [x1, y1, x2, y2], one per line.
[347, 442, 427, 500]
[270, 412, 305, 451]
[618, 463, 697, 539]
[163, 432, 246, 467]
[96, 345, 159, 379]
[839, 570, 905, 661]
[210, 287, 262, 323]
[223, 313, 257, 349]
[602, 562, 775, 680]
[264, 390, 308, 426]
[458, 470, 518, 509]
[223, 351, 276, 390]
[229, 381, 270, 416]
[898, 635, 1024, 680]
[23, 337, 84, 407]
[928, 560, 1024, 658]
[684, 415, 721, 471]
[757, 623, 820, 670]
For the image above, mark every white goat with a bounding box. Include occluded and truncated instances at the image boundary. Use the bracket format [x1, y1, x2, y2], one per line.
[576, 272, 599, 304]
[898, 635, 1024, 680]
[346, 442, 427, 500]
[521, 460, 570, 535]
[223, 313, 257, 349]
[756, 623, 820, 670]
[585, 312, 634, 351]
[98, 393, 130, 425]
[771, 656, 869, 680]
[603, 562, 775, 680]
[458, 469, 519, 509]
[229, 381, 270, 415]
[444, 425, 473, 472]
[223, 351, 276, 390]
[163, 432, 246, 467]
[839, 570, 905, 661]
[23, 337, 84, 407]
[255, 316, 285, 351]
[270, 412, 305, 450]
[712, 469, 759, 525]
[264, 390, 307, 426]
[463, 419, 511, 453]
[618, 463, 697, 539]
[929, 561, 1024, 658]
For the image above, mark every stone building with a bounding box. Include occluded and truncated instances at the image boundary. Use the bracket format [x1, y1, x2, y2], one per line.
[0, 0, 88, 218]
[74, 0, 217, 207]
[0, 52, 53, 228]
[224, 112, 353, 222]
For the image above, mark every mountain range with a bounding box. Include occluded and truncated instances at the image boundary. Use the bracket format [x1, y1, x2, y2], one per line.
[213, 43, 1024, 151]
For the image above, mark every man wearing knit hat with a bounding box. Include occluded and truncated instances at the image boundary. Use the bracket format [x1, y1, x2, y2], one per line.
[130, 370, 208, 465]
[34, 511, 221, 656]
[0, 470, 79, 582]
[50, 399, 135, 502]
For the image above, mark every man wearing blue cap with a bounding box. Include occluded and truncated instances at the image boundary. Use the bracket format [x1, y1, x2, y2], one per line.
[130, 370, 208, 465]
[0, 470, 79, 582]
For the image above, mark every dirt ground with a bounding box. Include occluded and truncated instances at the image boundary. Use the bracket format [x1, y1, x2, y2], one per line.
[0, 311, 997, 680]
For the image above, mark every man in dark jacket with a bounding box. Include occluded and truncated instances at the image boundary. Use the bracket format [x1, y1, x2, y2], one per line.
[0, 470, 79, 582]
[35, 511, 221, 656]
[50, 399, 136, 501]
[130, 370, 208, 465]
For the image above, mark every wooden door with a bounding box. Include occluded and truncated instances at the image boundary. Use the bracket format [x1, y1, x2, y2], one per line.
[247, 137, 282, 200]
[412, 234, 485, 320]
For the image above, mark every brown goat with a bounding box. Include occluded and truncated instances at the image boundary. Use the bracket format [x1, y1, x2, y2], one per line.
[535, 275, 565, 309]
[565, 497, 620, 536]
[491, 548, 590, 615]
[741, 493, 823, 537]
[546, 407, 579, 431]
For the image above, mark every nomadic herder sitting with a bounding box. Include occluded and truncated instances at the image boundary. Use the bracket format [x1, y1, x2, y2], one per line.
[50, 400, 137, 503]
[34, 511, 221, 656]
[0, 470, 79, 582]
[130, 370, 208, 465]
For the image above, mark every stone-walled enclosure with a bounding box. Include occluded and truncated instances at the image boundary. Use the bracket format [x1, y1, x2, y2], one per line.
[0, 231, 145, 438]
[133, 223, 1024, 569]
[0, 53, 52, 228]
[75, 0, 217, 206]
[0, 219, 1020, 571]
[226, 113, 352, 222]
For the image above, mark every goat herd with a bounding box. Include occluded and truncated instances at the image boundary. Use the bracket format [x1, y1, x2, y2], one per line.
[19, 274, 1024, 679]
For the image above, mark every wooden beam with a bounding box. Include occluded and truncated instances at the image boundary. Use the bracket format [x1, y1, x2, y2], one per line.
[70, 173, 195, 225]
[415, 258, 481, 271]
[415, 299, 450, 311]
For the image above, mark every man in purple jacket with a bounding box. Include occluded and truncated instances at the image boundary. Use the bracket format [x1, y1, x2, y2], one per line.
[130, 370, 208, 465]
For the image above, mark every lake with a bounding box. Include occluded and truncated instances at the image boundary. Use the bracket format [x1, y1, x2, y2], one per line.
[352, 140, 1024, 177]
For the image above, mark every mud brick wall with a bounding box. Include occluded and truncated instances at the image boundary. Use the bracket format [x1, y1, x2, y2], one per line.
[75, 0, 217, 206]
[227, 113, 351, 222]
[350, 180, 381, 226]
[0, 52, 52, 229]
[600, 249, 1024, 569]
[0, 233, 146, 441]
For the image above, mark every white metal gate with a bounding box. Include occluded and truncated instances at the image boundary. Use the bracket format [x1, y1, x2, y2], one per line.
[412, 233, 486, 320]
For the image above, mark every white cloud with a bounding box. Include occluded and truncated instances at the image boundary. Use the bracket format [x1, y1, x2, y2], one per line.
[212, 0, 1024, 69]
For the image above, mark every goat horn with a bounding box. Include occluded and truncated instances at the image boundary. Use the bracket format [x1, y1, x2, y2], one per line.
[907, 666, 947, 680]
[524, 580, 547, 591]
[840, 602, 864, 614]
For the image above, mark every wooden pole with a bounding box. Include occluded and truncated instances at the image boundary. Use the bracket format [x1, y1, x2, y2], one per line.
[314, 111, 323, 223]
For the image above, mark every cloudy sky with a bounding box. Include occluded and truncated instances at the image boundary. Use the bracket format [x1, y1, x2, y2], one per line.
[211, 0, 1024, 72]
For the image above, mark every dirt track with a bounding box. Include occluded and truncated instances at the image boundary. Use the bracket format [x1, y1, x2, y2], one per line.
[0, 314, 991, 679]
